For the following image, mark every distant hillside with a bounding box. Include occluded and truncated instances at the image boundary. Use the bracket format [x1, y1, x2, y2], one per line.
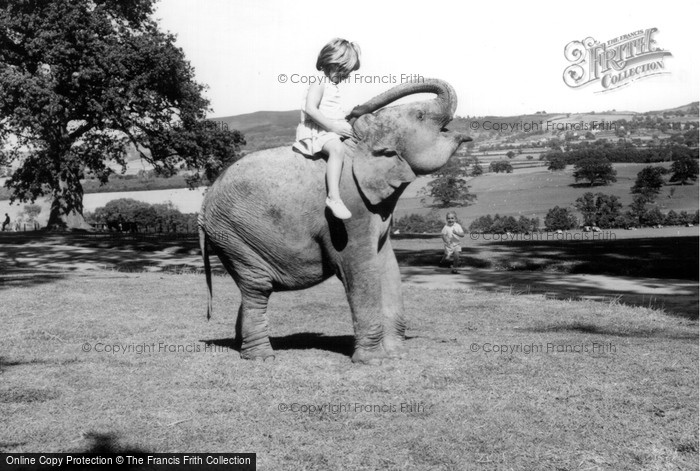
[210, 102, 699, 153]
[211, 110, 299, 152]
[645, 101, 699, 115]
[214, 110, 299, 132]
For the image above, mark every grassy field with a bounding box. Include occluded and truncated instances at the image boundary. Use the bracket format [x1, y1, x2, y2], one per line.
[395, 162, 700, 222]
[1, 270, 698, 470]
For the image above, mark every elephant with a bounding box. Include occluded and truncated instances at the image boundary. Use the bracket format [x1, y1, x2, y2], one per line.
[198, 78, 471, 364]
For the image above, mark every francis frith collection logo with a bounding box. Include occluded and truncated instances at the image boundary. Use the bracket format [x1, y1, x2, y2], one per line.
[563, 28, 672, 92]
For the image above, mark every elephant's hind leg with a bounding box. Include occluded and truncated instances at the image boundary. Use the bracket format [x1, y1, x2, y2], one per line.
[235, 285, 275, 361]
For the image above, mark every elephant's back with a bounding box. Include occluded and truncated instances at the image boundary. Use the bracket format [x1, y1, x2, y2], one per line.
[218, 147, 325, 189]
[201, 147, 327, 238]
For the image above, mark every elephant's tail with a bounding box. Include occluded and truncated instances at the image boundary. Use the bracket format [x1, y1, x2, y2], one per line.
[198, 219, 213, 320]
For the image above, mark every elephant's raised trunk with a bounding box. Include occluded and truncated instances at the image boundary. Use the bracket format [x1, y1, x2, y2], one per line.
[347, 78, 457, 125]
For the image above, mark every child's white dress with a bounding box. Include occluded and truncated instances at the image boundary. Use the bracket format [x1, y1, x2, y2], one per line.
[292, 81, 344, 156]
[442, 223, 464, 256]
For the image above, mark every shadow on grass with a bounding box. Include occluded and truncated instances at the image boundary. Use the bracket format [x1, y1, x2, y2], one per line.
[0, 232, 210, 290]
[395, 234, 699, 319]
[396, 236, 699, 280]
[2, 433, 154, 468]
[0, 356, 51, 373]
[79, 432, 150, 454]
[523, 322, 699, 340]
[203, 333, 355, 357]
[486, 236, 699, 280]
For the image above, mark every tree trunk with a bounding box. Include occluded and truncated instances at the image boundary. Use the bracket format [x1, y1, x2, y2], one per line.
[45, 177, 93, 231]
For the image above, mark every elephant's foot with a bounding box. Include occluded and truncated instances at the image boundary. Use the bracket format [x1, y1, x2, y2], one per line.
[240, 342, 275, 362]
[241, 351, 276, 362]
[351, 347, 389, 365]
[383, 338, 408, 359]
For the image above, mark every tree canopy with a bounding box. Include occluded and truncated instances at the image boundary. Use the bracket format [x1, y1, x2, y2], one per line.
[572, 158, 617, 186]
[420, 156, 476, 207]
[631, 166, 667, 199]
[544, 206, 577, 231]
[489, 160, 513, 173]
[669, 156, 699, 185]
[574, 192, 622, 228]
[0, 0, 243, 229]
[547, 156, 566, 171]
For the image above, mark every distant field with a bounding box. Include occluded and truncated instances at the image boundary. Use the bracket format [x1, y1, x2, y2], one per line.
[395, 162, 699, 222]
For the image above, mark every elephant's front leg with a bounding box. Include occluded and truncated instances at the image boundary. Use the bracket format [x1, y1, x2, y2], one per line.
[378, 243, 408, 359]
[340, 247, 404, 364]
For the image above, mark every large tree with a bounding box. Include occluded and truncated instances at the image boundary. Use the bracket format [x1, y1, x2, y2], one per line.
[0, 0, 243, 229]
[669, 156, 699, 185]
[572, 158, 617, 186]
[631, 166, 667, 199]
[420, 156, 476, 207]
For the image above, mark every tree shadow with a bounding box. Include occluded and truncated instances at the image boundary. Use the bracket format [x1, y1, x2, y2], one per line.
[395, 234, 699, 319]
[394, 246, 492, 268]
[521, 322, 699, 340]
[0, 356, 50, 373]
[569, 182, 611, 188]
[484, 236, 699, 280]
[2, 433, 154, 468]
[393, 233, 443, 240]
[0, 232, 226, 290]
[396, 235, 699, 281]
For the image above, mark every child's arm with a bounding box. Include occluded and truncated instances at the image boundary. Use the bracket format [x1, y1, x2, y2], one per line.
[304, 83, 353, 138]
[453, 224, 465, 237]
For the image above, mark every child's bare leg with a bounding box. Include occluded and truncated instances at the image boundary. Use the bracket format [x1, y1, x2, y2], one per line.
[323, 138, 351, 219]
[452, 250, 460, 272]
[323, 139, 344, 201]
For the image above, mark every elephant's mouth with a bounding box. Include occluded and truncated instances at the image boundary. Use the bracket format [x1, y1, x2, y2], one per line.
[441, 127, 473, 143]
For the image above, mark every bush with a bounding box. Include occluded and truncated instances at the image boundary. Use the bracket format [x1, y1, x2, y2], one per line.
[489, 161, 513, 173]
[393, 213, 444, 233]
[679, 211, 694, 225]
[574, 193, 623, 228]
[544, 206, 578, 231]
[642, 207, 665, 226]
[468, 214, 539, 233]
[21, 204, 42, 223]
[664, 210, 680, 226]
[86, 198, 198, 231]
[613, 214, 634, 228]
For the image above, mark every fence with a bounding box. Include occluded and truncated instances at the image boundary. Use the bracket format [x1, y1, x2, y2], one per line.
[90, 221, 197, 234]
[87, 221, 199, 241]
[1, 222, 40, 232]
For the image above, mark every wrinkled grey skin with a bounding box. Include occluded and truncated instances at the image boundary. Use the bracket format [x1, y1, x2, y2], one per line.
[199, 79, 471, 364]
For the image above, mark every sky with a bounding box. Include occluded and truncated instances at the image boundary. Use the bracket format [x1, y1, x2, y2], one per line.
[153, 0, 699, 119]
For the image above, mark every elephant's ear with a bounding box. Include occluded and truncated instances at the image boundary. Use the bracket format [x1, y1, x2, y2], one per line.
[352, 115, 416, 205]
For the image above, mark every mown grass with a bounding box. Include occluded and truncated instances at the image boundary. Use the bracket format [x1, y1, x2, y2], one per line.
[1, 272, 697, 470]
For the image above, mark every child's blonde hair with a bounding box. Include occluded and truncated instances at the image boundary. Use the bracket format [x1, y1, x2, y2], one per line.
[446, 211, 458, 220]
[316, 38, 361, 76]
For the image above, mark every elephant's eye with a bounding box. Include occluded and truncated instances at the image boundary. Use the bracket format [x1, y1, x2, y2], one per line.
[416, 111, 424, 121]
